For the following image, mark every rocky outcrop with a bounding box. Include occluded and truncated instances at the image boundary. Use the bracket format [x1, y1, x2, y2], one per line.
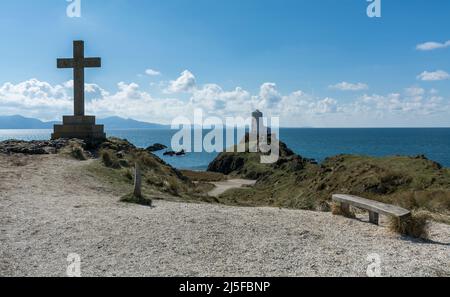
[0, 139, 85, 155]
[207, 154, 246, 175]
[146, 143, 168, 152]
[207, 136, 312, 177]
[163, 149, 186, 157]
[99, 137, 136, 153]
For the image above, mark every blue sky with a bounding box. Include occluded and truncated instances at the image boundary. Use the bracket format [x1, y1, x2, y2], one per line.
[0, 0, 449, 127]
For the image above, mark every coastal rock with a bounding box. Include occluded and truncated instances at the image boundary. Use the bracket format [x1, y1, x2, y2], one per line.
[146, 143, 168, 152]
[0, 139, 86, 155]
[207, 155, 245, 175]
[100, 137, 136, 153]
[163, 149, 186, 157]
[207, 137, 307, 176]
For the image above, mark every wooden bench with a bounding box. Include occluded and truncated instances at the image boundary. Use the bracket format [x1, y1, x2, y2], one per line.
[332, 194, 411, 225]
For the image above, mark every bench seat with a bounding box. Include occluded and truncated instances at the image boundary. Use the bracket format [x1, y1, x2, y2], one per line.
[332, 194, 411, 225]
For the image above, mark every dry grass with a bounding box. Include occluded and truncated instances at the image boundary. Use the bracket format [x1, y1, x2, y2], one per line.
[331, 202, 356, 219]
[100, 149, 121, 169]
[124, 169, 133, 181]
[69, 145, 87, 161]
[60, 141, 88, 161]
[181, 170, 227, 182]
[389, 212, 430, 239]
[135, 152, 160, 169]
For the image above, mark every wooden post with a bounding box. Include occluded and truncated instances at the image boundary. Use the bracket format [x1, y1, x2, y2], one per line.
[133, 163, 142, 198]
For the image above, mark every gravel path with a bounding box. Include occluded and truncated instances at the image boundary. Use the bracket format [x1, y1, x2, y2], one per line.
[208, 179, 257, 197]
[1, 154, 449, 277]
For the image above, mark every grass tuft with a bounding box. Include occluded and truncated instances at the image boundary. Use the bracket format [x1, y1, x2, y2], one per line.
[60, 141, 88, 161]
[124, 169, 133, 181]
[70, 144, 87, 161]
[389, 212, 429, 239]
[100, 149, 121, 169]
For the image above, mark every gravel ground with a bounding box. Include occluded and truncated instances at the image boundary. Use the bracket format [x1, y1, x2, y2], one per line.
[1, 154, 449, 277]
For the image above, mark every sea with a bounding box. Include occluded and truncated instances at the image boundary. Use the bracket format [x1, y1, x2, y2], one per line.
[1, 128, 449, 170]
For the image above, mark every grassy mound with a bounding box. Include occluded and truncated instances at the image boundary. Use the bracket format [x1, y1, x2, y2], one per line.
[84, 138, 209, 201]
[208, 139, 450, 222]
[180, 170, 227, 182]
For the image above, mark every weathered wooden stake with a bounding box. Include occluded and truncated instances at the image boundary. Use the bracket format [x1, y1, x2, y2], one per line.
[133, 163, 142, 198]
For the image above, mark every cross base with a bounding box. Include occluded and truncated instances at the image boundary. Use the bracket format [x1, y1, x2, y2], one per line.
[52, 115, 106, 145]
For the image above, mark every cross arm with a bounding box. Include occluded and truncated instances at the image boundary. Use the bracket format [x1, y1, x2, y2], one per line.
[84, 57, 101, 68]
[57, 59, 74, 68]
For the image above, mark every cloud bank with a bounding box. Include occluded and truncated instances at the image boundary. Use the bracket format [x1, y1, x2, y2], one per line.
[0, 70, 449, 127]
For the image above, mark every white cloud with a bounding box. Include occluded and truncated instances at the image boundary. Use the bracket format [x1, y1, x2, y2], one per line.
[405, 87, 425, 97]
[145, 69, 161, 76]
[1, 72, 449, 127]
[329, 82, 368, 91]
[165, 70, 196, 93]
[0, 79, 72, 120]
[416, 40, 450, 51]
[313, 98, 338, 114]
[358, 91, 446, 115]
[258, 83, 282, 108]
[190, 84, 252, 115]
[417, 70, 450, 81]
[88, 82, 189, 122]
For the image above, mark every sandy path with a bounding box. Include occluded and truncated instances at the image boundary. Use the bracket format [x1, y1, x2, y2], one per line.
[0, 154, 449, 277]
[208, 179, 257, 197]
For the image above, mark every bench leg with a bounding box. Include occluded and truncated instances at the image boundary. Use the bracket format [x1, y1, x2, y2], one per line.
[341, 203, 350, 213]
[369, 211, 379, 225]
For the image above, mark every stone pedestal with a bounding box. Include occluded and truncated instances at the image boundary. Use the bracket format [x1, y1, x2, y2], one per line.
[52, 115, 106, 144]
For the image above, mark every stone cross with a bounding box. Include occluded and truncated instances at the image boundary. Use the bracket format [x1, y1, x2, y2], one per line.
[57, 40, 101, 116]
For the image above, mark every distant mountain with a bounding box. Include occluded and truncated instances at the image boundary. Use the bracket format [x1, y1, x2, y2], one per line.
[0, 115, 168, 130]
[97, 117, 169, 129]
[0, 115, 56, 129]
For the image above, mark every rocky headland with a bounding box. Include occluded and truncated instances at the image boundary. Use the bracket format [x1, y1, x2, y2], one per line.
[207, 136, 450, 224]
